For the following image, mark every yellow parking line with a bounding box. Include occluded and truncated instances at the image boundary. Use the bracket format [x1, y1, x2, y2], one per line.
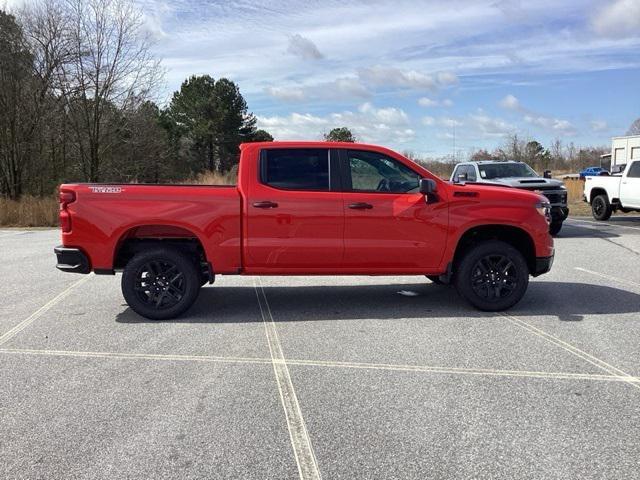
[1, 347, 636, 385]
[255, 279, 322, 480]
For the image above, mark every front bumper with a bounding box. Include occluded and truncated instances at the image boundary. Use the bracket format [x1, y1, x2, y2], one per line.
[55, 246, 90, 274]
[550, 206, 569, 223]
[533, 254, 554, 277]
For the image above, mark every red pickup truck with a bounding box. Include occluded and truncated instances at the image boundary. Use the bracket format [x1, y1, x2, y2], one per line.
[55, 142, 554, 319]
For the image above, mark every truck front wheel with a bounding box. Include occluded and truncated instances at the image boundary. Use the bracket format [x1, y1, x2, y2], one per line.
[122, 247, 201, 320]
[549, 221, 563, 236]
[591, 194, 612, 221]
[454, 241, 529, 311]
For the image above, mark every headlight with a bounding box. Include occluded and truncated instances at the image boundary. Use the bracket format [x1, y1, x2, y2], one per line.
[536, 200, 551, 223]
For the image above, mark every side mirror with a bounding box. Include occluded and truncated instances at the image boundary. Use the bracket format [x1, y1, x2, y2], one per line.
[419, 178, 438, 204]
[456, 173, 468, 183]
[419, 178, 437, 194]
[543, 170, 552, 179]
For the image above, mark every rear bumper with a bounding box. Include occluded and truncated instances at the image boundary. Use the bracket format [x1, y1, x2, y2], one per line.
[54, 246, 90, 274]
[533, 254, 554, 277]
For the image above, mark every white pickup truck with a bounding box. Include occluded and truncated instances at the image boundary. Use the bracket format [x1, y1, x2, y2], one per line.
[584, 160, 640, 220]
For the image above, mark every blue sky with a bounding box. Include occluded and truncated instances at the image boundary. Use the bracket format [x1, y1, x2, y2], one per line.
[18, 0, 640, 157]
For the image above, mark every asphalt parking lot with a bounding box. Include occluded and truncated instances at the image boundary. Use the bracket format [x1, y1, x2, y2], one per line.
[1, 217, 640, 479]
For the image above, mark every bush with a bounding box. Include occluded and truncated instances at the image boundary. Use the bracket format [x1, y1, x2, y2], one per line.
[0, 195, 58, 227]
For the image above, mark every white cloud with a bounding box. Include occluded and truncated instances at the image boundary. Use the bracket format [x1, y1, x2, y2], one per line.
[287, 34, 324, 60]
[440, 117, 464, 128]
[265, 86, 306, 102]
[422, 116, 436, 126]
[500, 94, 574, 134]
[500, 94, 521, 110]
[436, 71, 459, 86]
[264, 76, 369, 103]
[590, 120, 609, 132]
[468, 113, 515, 137]
[256, 103, 414, 145]
[523, 115, 574, 133]
[593, 0, 640, 38]
[418, 97, 439, 108]
[358, 66, 458, 91]
[418, 97, 454, 108]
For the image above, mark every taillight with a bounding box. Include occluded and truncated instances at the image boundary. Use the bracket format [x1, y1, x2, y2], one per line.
[60, 191, 75, 205]
[59, 190, 76, 233]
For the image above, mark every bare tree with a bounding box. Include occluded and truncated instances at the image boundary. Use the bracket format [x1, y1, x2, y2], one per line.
[628, 118, 640, 136]
[58, 0, 162, 181]
[0, 4, 70, 199]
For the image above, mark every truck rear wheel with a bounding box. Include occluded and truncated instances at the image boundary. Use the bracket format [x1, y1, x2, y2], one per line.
[592, 194, 612, 221]
[454, 240, 529, 311]
[122, 247, 200, 320]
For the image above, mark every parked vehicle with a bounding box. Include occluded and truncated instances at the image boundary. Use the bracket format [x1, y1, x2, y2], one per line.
[55, 142, 554, 319]
[450, 161, 569, 235]
[584, 160, 640, 220]
[579, 166, 607, 179]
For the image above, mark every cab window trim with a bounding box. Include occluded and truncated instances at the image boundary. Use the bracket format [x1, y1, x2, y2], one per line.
[338, 149, 422, 194]
[259, 148, 338, 192]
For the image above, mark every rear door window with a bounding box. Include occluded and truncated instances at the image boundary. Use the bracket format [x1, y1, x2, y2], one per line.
[262, 149, 330, 191]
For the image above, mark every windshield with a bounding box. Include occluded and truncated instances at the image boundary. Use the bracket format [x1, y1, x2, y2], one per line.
[477, 163, 538, 179]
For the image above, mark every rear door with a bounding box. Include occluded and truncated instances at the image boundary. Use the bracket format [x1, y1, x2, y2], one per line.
[620, 161, 640, 208]
[340, 149, 448, 271]
[245, 148, 344, 270]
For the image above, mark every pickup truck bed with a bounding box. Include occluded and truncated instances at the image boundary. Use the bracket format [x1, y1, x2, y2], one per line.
[56, 141, 554, 319]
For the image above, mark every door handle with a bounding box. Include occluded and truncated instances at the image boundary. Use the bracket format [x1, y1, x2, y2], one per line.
[348, 202, 373, 210]
[253, 201, 278, 209]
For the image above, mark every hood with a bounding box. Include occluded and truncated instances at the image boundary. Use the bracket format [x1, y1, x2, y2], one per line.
[487, 177, 564, 189]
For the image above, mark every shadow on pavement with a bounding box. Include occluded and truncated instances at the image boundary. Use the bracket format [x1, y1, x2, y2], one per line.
[559, 222, 621, 239]
[116, 281, 640, 324]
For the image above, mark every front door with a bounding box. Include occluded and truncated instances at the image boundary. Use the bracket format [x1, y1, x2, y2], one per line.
[246, 148, 344, 271]
[340, 149, 448, 271]
[620, 160, 640, 208]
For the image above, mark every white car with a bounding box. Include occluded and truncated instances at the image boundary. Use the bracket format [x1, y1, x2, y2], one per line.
[584, 160, 640, 220]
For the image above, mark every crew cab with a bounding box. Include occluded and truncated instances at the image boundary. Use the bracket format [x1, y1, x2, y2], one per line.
[55, 142, 554, 319]
[451, 161, 569, 235]
[584, 160, 640, 220]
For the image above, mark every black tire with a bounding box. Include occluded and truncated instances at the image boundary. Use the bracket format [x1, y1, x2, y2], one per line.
[549, 221, 563, 236]
[592, 194, 612, 221]
[122, 247, 201, 320]
[454, 240, 529, 311]
[426, 275, 444, 285]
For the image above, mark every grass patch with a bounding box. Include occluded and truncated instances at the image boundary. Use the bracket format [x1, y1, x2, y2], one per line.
[0, 196, 59, 227]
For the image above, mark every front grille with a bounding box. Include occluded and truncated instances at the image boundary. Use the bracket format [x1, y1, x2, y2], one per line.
[542, 191, 567, 205]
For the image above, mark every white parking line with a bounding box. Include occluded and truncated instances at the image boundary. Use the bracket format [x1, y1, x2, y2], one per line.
[501, 314, 640, 391]
[255, 279, 322, 480]
[575, 267, 640, 289]
[0, 276, 90, 346]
